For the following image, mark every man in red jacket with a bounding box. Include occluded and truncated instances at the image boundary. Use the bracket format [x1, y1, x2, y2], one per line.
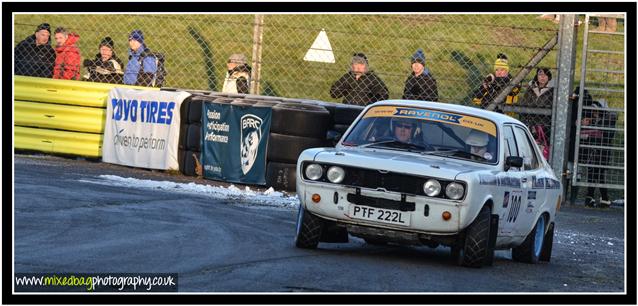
[52, 27, 81, 80]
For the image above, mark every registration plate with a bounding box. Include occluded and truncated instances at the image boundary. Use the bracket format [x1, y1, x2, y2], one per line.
[348, 205, 410, 226]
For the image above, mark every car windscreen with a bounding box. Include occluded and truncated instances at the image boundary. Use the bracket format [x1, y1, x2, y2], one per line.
[341, 105, 499, 163]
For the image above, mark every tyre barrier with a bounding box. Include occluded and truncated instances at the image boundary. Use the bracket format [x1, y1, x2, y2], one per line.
[186, 123, 202, 152]
[15, 126, 103, 157]
[270, 102, 331, 139]
[265, 162, 297, 192]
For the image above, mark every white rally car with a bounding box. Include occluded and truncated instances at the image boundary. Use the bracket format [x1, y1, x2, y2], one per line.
[294, 100, 562, 267]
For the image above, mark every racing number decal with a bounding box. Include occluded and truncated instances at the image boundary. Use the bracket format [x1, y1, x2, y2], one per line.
[507, 191, 523, 223]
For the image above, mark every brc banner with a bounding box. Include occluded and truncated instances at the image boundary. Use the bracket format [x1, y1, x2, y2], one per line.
[202, 102, 271, 185]
[102, 88, 191, 170]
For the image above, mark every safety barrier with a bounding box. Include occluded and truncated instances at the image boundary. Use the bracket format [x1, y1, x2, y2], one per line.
[14, 76, 156, 157]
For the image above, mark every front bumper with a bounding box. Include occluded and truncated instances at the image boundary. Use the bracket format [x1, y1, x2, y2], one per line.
[299, 181, 471, 235]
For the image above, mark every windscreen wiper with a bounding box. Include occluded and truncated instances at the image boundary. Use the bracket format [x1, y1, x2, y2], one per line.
[359, 140, 428, 152]
[426, 149, 488, 161]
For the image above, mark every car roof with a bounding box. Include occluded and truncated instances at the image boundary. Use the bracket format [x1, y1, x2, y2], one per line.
[368, 99, 526, 127]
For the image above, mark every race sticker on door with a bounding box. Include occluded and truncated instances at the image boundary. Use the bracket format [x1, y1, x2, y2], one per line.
[349, 205, 410, 226]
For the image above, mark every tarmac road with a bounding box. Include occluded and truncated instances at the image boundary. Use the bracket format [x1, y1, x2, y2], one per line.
[12, 154, 626, 293]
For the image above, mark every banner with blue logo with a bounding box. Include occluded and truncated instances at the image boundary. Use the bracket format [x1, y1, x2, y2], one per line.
[201, 102, 271, 185]
[102, 88, 191, 170]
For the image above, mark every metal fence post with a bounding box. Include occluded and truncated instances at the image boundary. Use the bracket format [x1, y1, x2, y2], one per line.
[551, 14, 578, 199]
[250, 14, 264, 95]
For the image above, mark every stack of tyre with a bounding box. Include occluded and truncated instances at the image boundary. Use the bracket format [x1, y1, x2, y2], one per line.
[265, 102, 332, 191]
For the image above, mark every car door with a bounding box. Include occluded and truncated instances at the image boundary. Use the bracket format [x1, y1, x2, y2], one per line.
[511, 125, 546, 236]
[497, 125, 527, 235]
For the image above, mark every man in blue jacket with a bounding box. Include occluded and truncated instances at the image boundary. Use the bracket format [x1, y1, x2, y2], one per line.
[123, 29, 161, 87]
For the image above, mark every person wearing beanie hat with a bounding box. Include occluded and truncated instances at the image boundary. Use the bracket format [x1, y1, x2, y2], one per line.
[124, 29, 163, 87]
[330, 52, 389, 106]
[471, 53, 520, 112]
[14, 22, 56, 77]
[222, 53, 252, 94]
[52, 27, 82, 80]
[83, 36, 124, 84]
[403, 48, 438, 102]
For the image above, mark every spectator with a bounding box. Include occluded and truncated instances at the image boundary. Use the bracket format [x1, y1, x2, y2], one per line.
[123, 29, 160, 87]
[83, 37, 124, 84]
[52, 27, 81, 80]
[402, 48, 438, 101]
[330, 52, 389, 106]
[567, 86, 592, 205]
[519, 67, 555, 140]
[14, 23, 56, 78]
[472, 53, 520, 113]
[222, 53, 251, 94]
[580, 99, 617, 208]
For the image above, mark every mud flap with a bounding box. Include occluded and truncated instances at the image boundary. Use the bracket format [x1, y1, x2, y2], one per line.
[485, 214, 499, 266]
[319, 222, 349, 243]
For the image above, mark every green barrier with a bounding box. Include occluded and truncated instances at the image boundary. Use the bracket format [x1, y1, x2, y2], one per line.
[14, 126, 103, 157]
[15, 101, 106, 134]
[14, 76, 158, 108]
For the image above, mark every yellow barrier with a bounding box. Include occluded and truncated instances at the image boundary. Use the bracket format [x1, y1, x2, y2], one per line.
[14, 76, 158, 108]
[15, 101, 106, 134]
[14, 126, 103, 158]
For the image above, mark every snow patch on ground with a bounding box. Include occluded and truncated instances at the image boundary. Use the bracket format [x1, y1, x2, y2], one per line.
[78, 175, 299, 209]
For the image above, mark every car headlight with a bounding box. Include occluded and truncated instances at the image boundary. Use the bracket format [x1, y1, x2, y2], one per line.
[326, 166, 345, 183]
[423, 179, 441, 197]
[305, 164, 323, 180]
[445, 182, 465, 200]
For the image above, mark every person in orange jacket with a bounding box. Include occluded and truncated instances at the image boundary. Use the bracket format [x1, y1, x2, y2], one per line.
[52, 27, 81, 80]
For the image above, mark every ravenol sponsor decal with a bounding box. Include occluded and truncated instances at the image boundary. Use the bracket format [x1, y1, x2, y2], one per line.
[363, 106, 496, 136]
[240, 114, 263, 175]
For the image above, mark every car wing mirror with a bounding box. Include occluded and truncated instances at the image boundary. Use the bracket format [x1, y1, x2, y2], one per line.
[505, 156, 524, 171]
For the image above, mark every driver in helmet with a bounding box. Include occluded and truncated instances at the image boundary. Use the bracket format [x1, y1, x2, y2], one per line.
[465, 129, 492, 160]
[391, 117, 416, 143]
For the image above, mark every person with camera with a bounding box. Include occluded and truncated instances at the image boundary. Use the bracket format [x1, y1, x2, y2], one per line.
[82, 37, 124, 84]
[472, 53, 520, 113]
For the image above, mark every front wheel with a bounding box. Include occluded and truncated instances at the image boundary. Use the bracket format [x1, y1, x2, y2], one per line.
[294, 205, 324, 249]
[456, 205, 492, 268]
[539, 222, 554, 262]
[512, 216, 546, 263]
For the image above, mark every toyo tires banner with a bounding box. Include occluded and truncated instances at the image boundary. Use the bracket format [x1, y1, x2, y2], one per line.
[102, 88, 191, 170]
[202, 102, 271, 185]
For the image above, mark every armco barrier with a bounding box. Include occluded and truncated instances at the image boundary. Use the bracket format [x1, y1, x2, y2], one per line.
[15, 101, 106, 134]
[14, 76, 157, 108]
[15, 126, 103, 157]
[13, 76, 158, 157]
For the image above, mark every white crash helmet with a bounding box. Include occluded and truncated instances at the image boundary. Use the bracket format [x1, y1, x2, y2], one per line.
[465, 129, 489, 147]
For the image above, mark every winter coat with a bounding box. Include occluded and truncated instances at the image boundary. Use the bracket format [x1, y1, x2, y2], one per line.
[402, 71, 438, 102]
[330, 70, 389, 106]
[579, 104, 617, 166]
[14, 34, 56, 78]
[53, 33, 81, 80]
[472, 73, 520, 111]
[519, 79, 555, 141]
[222, 64, 251, 94]
[83, 53, 124, 84]
[123, 45, 158, 86]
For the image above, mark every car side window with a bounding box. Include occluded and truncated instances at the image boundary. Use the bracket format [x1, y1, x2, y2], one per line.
[503, 125, 518, 159]
[513, 126, 540, 170]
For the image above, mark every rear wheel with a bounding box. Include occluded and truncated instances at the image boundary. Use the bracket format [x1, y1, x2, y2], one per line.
[512, 216, 546, 263]
[457, 206, 492, 268]
[294, 205, 324, 249]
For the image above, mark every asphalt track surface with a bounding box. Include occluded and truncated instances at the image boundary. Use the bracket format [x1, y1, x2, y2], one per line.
[12, 154, 626, 293]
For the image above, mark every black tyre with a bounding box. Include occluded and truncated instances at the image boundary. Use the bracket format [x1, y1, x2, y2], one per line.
[180, 97, 190, 124]
[178, 123, 188, 150]
[253, 100, 280, 108]
[213, 97, 234, 104]
[457, 206, 492, 268]
[333, 104, 364, 125]
[295, 204, 324, 249]
[267, 133, 326, 164]
[265, 161, 297, 191]
[539, 222, 554, 262]
[271, 103, 331, 138]
[178, 149, 186, 174]
[231, 99, 257, 108]
[186, 123, 202, 151]
[187, 97, 204, 124]
[332, 124, 351, 134]
[364, 237, 387, 245]
[512, 215, 546, 264]
[184, 150, 200, 177]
